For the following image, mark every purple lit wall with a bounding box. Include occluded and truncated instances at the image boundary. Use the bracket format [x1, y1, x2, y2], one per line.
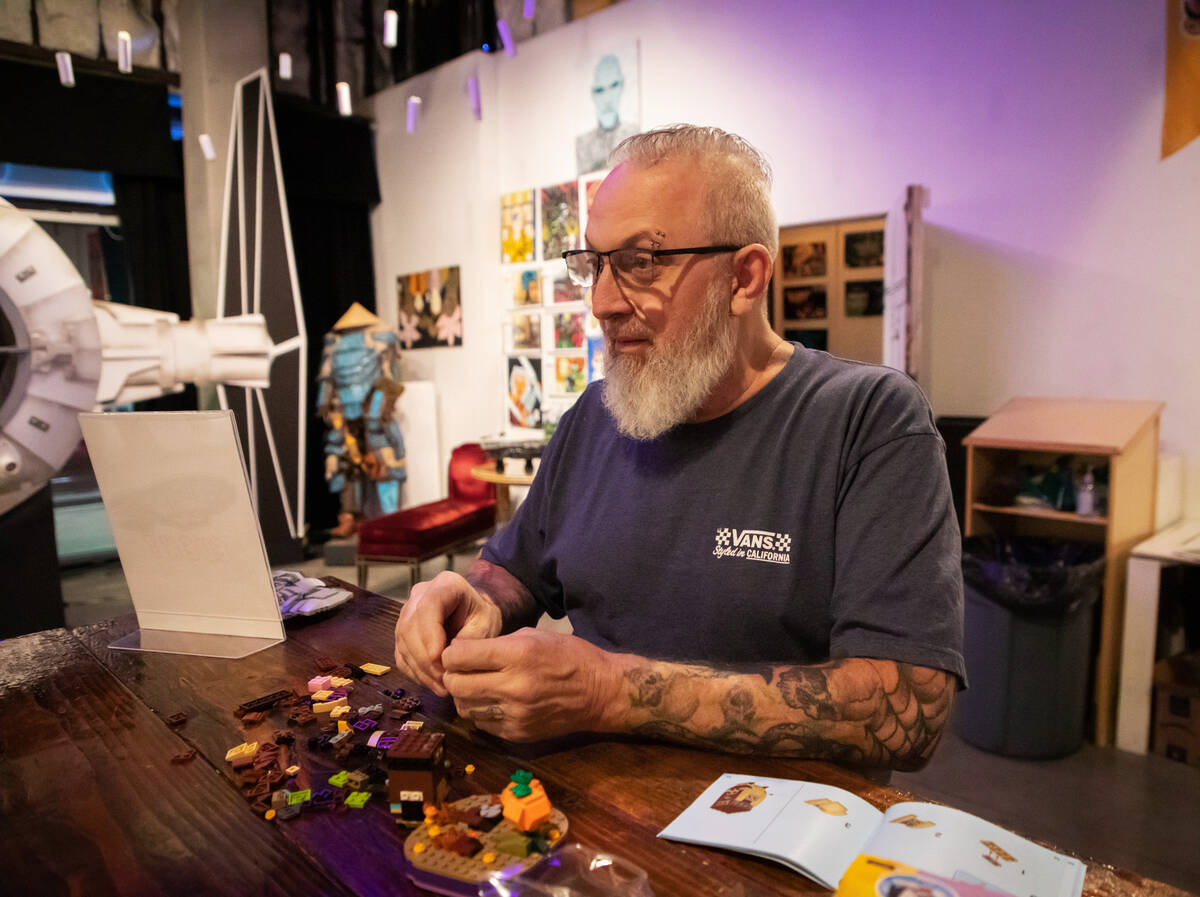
[368, 0, 1200, 515]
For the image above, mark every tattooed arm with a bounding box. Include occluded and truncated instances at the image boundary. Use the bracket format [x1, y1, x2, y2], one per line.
[612, 656, 954, 770]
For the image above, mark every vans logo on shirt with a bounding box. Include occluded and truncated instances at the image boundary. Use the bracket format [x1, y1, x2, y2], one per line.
[714, 527, 792, 565]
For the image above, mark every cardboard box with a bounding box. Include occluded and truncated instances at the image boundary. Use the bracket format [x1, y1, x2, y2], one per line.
[1152, 652, 1200, 768]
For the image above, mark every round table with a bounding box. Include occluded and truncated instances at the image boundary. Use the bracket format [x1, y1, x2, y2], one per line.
[470, 463, 536, 524]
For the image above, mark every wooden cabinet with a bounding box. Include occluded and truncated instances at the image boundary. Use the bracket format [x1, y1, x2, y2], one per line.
[963, 397, 1163, 747]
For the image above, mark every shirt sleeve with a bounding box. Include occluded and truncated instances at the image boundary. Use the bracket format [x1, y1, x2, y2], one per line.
[828, 374, 967, 686]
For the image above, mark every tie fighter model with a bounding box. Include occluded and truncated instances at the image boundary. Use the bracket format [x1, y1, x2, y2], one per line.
[0, 68, 306, 552]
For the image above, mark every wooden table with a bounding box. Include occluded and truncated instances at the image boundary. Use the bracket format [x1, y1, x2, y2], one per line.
[0, 579, 1186, 897]
[471, 462, 536, 524]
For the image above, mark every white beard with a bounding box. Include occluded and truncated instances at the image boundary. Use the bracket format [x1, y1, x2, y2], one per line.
[601, 279, 737, 440]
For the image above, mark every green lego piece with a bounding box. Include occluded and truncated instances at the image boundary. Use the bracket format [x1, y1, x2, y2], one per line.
[512, 783, 532, 798]
[510, 769, 533, 786]
[328, 770, 350, 787]
[491, 829, 532, 858]
[287, 789, 311, 805]
[345, 791, 371, 808]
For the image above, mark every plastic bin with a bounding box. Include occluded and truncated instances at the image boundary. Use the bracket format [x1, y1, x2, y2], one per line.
[954, 537, 1104, 758]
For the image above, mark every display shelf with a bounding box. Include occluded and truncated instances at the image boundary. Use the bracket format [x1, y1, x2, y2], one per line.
[971, 502, 1109, 526]
[963, 396, 1163, 747]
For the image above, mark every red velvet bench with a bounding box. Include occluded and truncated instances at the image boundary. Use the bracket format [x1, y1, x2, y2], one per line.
[356, 443, 496, 591]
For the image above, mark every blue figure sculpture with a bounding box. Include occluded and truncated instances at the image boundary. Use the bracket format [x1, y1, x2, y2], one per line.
[316, 303, 406, 536]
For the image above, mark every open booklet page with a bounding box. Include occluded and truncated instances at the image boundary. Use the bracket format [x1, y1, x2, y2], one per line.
[865, 802, 1085, 897]
[659, 775, 1085, 897]
[657, 774, 883, 889]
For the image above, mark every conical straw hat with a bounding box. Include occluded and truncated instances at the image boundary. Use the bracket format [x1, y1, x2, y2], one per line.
[333, 301, 381, 331]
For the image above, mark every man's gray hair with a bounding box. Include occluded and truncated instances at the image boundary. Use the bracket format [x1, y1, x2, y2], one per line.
[609, 124, 778, 260]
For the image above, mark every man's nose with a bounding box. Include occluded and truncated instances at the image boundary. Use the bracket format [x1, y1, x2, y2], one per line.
[589, 263, 635, 320]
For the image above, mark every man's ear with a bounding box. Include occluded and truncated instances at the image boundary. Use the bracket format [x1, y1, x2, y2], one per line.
[729, 244, 774, 318]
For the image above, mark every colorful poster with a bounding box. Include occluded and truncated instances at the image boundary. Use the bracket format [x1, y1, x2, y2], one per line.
[554, 356, 587, 394]
[396, 265, 462, 349]
[512, 312, 541, 351]
[553, 311, 586, 349]
[511, 268, 541, 307]
[586, 334, 605, 382]
[552, 274, 587, 304]
[507, 356, 542, 428]
[540, 181, 580, 261]
[501, 190, 535, 263]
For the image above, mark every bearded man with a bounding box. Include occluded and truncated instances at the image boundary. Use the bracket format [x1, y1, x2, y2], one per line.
[393, 125, 964, 771]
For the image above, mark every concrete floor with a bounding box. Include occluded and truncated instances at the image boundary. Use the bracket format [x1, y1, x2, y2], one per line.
[58, 556, 1200, 893]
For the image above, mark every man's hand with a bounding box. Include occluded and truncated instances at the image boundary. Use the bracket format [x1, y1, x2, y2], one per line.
[393, 570, 503, 696]
[441, 629, 623, 742]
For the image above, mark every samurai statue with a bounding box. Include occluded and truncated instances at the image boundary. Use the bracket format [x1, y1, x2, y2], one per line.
[316, 303, 406, 537]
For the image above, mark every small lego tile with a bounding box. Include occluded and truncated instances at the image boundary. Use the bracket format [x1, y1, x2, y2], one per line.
[271, 789, 290, 810]
[357, 703, 383, 716]
[399, 720, 424, 731]
[240, 711, 268, 725]
[329, 676, 353, 688]
[394, 696, 422, 713]
[310, 689, 333, 701]
[287, 789, 311, 805]
[288, 709, 316, 727]
[359, 663, 391, 676]
[345, 791, 371, 808]
[328, 770, 350, 787]
[165, 712, 187, 727]
[330, 704, 351, 719]
[225, 741, 259, 763]
[464, 764, 476, 775]
[285, 764, 301, 776]
[337, 720, 351, 733]
[312, 697, 349, 713]
[170, 749, 197, 765]
[307, 675, 333, 693]
[353, 718, 378, 733]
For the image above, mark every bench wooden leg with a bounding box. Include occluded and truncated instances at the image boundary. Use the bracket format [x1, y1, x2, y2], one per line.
[357, 560, 369, 590]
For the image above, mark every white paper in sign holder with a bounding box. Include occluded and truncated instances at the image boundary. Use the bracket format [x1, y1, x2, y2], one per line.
[79, 410, 286, 659]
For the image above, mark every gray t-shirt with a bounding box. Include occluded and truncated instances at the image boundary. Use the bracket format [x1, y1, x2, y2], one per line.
[482, 346, 966, 683]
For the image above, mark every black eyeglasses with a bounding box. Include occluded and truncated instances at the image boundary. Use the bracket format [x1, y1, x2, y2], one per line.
[562, 245, 740, 288]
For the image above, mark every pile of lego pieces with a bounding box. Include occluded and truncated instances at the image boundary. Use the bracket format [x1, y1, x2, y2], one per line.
[222, 656, 427, 820]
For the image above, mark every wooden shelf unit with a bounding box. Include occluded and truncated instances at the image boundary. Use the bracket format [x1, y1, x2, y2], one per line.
[963, 397, 1163, 747]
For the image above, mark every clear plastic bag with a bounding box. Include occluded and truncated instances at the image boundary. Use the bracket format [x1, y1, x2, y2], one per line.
[961, 536, 1104, 616]
[478, 843, 653, 897]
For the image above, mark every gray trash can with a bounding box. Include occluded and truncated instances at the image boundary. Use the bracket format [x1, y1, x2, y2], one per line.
[954, 537, 1104, 758]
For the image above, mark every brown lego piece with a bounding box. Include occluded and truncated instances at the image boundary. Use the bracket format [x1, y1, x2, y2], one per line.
[431, 830, 482, 858]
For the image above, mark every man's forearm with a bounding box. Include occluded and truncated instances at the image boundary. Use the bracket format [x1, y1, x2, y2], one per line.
[464, 559, 541, 633]
[604, 656, 954, 770]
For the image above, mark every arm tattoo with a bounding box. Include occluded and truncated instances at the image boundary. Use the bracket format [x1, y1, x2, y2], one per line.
[623, 658, 954, 770]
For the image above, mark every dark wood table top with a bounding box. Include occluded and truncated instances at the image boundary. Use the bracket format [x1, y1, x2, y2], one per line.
[0, 578, 1188, 897]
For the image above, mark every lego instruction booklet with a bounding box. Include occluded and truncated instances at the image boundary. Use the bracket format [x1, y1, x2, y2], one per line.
[658, 774, 1085, 897]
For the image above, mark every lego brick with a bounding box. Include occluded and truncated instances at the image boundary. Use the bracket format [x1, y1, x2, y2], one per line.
[345, 791, 372, 809]
[240, 711, 268, 725]
[224, 741, 259, 763]
[312, 697, 349, 714]
[170, 749, 197, 765]
[165, 712, 188, 727]
[234, 690, 291, 718]
[328, 770, 350, 787]
[359, 663, 391, 676]
[307, 675, 333, 693]
[310, 689, 334, 701]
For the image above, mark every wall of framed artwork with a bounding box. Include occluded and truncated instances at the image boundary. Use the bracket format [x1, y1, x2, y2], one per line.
[773, 217, 885, 364]
[498, 172, 604, 436]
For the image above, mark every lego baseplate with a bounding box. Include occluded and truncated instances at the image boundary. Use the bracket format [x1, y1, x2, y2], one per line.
[402, 794, 569, 896]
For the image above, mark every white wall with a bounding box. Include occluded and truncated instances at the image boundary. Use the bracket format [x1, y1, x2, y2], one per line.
[367, 0, 1200, 514]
